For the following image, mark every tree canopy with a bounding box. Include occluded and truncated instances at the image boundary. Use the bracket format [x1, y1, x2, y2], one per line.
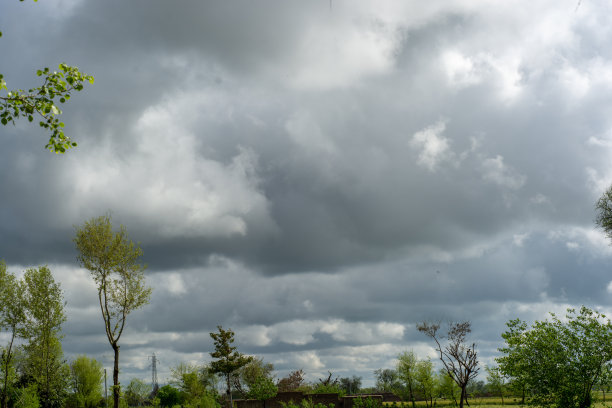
[497, 306, 612, 408]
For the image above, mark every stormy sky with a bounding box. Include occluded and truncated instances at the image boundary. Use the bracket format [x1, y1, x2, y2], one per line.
[2, 0, 612, 387]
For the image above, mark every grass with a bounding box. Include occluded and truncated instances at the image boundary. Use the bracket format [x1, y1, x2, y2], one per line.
[382, 394, 612, 408]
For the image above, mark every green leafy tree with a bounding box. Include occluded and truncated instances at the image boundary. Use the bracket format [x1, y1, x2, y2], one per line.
[169, 362, 220, 406]
[338, 376, 361, 395]
[0, 1, 93, 153]
[414, 359, 435, 408]
[374, 369, 401, 394]
[497, 306, 612, 408]
[417, 321, 479, 408]
[436, 370, 459, 407]
[69, 356, 103, 408]
[396, 351, 418, 407]
[0, 261, 27, 408]
[157, 385, 181, 408]
[248, 377, 277, 401]
[22, 266, 68, 408]
[485, 365, 506, 405]
[596, 363, 612, 403]
[234, 357, 274, 397]
[125, 378, 150, 407]
[209, 326, 253, 408]
[73, 215, 152, 408]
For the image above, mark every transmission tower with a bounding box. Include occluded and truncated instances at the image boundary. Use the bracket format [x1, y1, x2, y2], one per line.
[149, 353, 159, 395]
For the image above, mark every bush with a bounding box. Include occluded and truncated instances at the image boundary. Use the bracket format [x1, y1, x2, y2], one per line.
[352, 397, 382, 408]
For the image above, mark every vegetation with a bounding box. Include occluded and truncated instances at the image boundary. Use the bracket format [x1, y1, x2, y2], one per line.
[68, 356, 103, 408]
[497, 306, 612, 408]
[0, 1, 93, 153]
[209, 326, 253, 408]
[74, 215, 152, 408]
[417, 322, 479, 408]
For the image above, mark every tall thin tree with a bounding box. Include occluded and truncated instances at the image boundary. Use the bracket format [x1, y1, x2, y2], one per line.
[209, 326, 252, 408]
[0, 261, 26, 408]
[74, 215, 152, 408]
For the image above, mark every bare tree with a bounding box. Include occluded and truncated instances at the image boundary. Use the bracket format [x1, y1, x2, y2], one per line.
[417, 321, 479, 408]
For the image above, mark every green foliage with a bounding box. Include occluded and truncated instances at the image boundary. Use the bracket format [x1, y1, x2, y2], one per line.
[69, 355, 103, 408]
[74, 214, 152, 408]
[197, 392, 221, 408]
[169, 362, 219, 406]
[209, 326, 253, 378]
[397, 351, 418, 406]
[0, 64, 94, 153]
[125, 378, 150, 407]
[235, 357, 274, 397]
[414, 359, 435, 407]
[353, 397, 382, 408]
[338, 376, 361, 395]
[247, 376, 277, 401]
[485, 365, 505, 404]
[374, 369, 401, 393]
[13, 384, 40, 408]
[596, 186, 612, 242]
[0, 261, 27, 408]
[497, 306, 612, 408]
[436, 370, 460, 407]
[22, 266, 68, 408]
[157, 385, 182, 408]
[280, 399, 335, 408]
[209, 325, 253, 407]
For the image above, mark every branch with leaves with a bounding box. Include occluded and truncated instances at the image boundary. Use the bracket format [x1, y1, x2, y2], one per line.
[0, 64, 94, 153]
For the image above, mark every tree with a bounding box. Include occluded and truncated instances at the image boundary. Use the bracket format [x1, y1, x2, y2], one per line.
[436, 369, 459, 406]
[277, 370, 306, 392]
[417, 321, 479, 408]
[169, 362, 219, 406]
[414, 359, 435, 408]
[0, 261, 26, 408]
[396, 351, 418, 407]
[69, 355, 103, 408]
[125, 379, 150, 407]
[497, 306, 612, 408]
[248, 377, 277, 401]
[157, 385, 182, 408]
[339, 376, 361, 395]
[73, 215, 152, 408]
[22, 266, 68, 408]
[485, 365, 505, 405]
[596, 186, 612, 241]
[209, 326, 253, 408]
[373, 369, 400, 393]
[233, 357, 274, 398]
[0, 1, 94, 153]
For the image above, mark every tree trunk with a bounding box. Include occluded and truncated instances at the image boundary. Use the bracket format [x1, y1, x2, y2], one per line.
[113, 343, 120, 408]
[1, 330, 15, 408]
[226, 374, 232, 408]
[459, 387, 466, 408]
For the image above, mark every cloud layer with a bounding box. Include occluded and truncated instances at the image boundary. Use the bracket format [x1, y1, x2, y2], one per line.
[2, 0, 612, 386]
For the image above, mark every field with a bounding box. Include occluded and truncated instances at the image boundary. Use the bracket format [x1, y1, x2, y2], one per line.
[383, 393, 612, 408]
